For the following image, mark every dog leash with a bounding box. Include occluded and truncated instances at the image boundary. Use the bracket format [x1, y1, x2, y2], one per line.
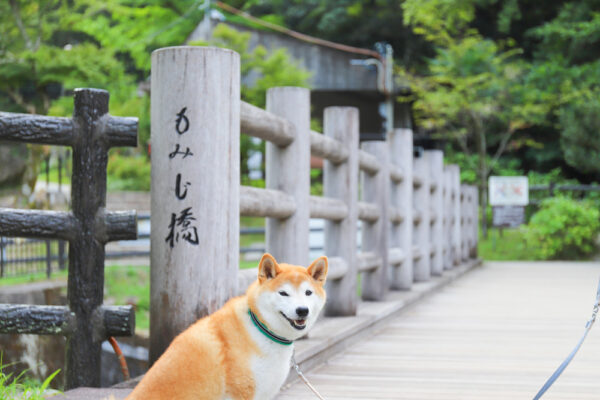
[532, 277, 600, 400]
[291, 351, 327, 400]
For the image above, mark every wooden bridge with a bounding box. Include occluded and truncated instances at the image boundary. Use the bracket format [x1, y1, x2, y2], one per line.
[2, 46, 599, 399]
[58, 260, 600, 399]
[276, 261, 600, 400]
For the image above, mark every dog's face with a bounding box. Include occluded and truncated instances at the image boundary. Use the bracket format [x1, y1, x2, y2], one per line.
[248, 253, 328, 341]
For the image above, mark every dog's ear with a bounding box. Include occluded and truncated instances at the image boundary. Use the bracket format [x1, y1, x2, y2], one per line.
[307, 256, 328, 286]
[258, 253, 282, 284]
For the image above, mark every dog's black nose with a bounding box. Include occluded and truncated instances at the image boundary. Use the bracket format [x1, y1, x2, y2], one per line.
[296, 307, 309, 318]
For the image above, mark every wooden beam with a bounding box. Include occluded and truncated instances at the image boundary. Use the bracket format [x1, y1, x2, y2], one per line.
[309, 195, 348, 221]
[241, 101, 295, 146]
[0, 209, 77, 241]
[0, 112, 74, 146]
[240, 186, 296, 218]
[310, 130, 348, 164]
[0, 304, 134, 337]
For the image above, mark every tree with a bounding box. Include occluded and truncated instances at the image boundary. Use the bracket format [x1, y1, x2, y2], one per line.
[190, 23, 311, 182]
[559, 98, 600, 175]
[400, 0, 549, 237]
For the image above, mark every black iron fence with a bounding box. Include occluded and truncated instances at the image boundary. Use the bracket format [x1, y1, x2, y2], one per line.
[0, 215, 329, 278]
[0, 237, 66, 278]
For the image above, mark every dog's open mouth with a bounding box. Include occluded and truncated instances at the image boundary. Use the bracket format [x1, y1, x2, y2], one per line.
[280, 312, 307, 330]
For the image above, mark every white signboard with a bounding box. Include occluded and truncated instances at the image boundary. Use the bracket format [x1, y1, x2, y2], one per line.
[489, 176, 529, 206]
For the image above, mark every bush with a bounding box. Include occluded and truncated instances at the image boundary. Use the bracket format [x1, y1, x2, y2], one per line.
[107, 153, 151, 191]
[526, 197, 600, 259]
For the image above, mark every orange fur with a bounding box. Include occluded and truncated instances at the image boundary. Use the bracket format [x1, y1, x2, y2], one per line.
[126, 254, 327, 400]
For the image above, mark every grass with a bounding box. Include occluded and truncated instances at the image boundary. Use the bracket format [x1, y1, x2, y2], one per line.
[104, 260, 260, 332]
[0, 270, 68, 286]
[0, 358, 61, 400]
[478, 227, 537, 261]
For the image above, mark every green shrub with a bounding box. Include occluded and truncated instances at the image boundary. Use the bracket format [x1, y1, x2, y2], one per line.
[107, 154, 151, 191]
[526, 197, 600, 259]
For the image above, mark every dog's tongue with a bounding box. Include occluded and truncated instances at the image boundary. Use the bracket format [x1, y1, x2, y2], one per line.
[295, 319, 306, 325]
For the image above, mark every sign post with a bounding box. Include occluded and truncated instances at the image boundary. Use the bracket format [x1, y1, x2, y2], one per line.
[489, 176, 529, 237]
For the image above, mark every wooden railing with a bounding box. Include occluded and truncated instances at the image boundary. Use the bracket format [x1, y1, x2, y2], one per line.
[149, 46, 479, 364]
[0, 89, 138, 388]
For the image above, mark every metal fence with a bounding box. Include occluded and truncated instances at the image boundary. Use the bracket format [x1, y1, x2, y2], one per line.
[0, 214, 328, 278]
[0, 237, 66, 278]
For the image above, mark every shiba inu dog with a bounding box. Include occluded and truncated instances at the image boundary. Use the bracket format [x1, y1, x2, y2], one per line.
[126, 253, 328, 400]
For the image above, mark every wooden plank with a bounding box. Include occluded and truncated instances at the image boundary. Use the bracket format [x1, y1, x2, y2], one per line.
[278, 261, 600, 399]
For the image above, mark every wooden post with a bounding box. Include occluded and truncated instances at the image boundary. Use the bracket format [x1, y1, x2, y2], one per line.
[265, 87, 310, 265]
[426, 150, 444, 276]
[389, 129, 413, 289]
[323, 107, 359, 315]
[361, 141, 389, 301]
[447, 165, 461, 266]
[150, 47, 240, 364]
[413, 153, 430, 281]
[461, 184, 469, 261]
[65, 89, 110, 388]
[471, 185, 479, 258]
[443, 167, 453, 270]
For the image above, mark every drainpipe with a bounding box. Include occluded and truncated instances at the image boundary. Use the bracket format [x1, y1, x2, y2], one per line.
[350, 42, 394, 140]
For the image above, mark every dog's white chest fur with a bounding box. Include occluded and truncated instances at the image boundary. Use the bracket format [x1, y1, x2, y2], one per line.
[244, 313, 294, 400]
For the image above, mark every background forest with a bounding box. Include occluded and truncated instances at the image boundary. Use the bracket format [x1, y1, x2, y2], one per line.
[1, 0, 600, 259]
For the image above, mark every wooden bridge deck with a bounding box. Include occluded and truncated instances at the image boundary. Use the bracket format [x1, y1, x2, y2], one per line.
[277, 261, 600, 399]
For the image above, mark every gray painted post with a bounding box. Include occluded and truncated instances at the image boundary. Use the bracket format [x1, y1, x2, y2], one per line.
[361, 141, 389, 301]
[426, 150, 444, 276]
[448, 165, 461, 266]
[323, 107, 359, 315]
[266, 87, 311, 265]
[461, 184, 469, 261]
[150, 47, 240, 364]
[443, 167, 453, 270]
[470, 185, 479, 258]
[389, 129, 413, 289]
[413, 154, 430, 281]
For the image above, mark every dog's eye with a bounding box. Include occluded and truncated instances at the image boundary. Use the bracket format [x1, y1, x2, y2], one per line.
[305, 290, 313, 296]
[278, 291, 289, 297]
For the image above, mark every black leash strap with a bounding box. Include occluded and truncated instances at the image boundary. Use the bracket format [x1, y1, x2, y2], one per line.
[532, 278, 600, 400]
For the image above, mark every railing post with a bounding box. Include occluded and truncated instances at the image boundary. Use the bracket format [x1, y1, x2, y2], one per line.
[461, 184, 469, 261]
[323, 107, 359, 315]
[426, 150, 444, 276]
[447, 165, 461, 266]
[361, 140, 389, 301]
[413, 153, 430, 281]
[150, 47, 240, 364]
[389, 129, 413, 289]
[66, 88, 109, 388]
[443, 167, 453, 270]
[265, 87, 311, 265]
[470, 185, 479, 258]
